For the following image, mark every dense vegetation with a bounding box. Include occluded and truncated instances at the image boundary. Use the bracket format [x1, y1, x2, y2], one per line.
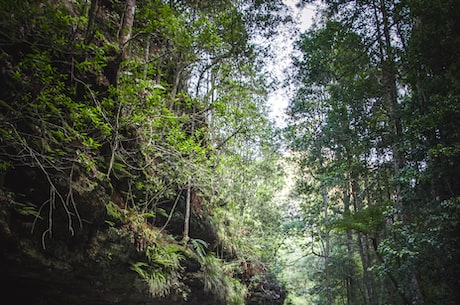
[1, 0, 459, 305]
[283, 0, 460, 304]
[0, 1, 288, 304]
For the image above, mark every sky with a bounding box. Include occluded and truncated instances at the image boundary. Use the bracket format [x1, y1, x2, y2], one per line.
[267, 0, 318, 127]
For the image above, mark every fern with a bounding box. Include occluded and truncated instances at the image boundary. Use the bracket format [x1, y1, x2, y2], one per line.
[145, 268, 170, 297]
[131, 262, 172, 297]
[197, 253, 248, 305]
[12, 201, 40, 218]
[105, 201, 122, 220]
[201, 254, 227, 299]
[227, 278, 247, 305]
[146, 243, 184, 270]
[190, 238, 209, 260]
[131, 242, 187, 298]
[130, 262, 150, 278]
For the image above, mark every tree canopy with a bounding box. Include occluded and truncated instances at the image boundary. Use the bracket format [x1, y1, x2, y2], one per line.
[284, 0, 460, 304]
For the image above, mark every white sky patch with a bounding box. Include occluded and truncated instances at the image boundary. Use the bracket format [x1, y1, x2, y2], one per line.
[283, 0, 317, 32]
[267, 1, 318, 127]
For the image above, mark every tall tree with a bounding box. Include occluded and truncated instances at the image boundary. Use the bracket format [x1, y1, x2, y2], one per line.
[286, 0, 460, 304]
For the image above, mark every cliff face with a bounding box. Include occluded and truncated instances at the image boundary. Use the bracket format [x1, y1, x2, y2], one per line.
[0, 170, 285, 305]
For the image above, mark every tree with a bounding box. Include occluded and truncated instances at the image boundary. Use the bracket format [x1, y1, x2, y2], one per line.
[285, 0, 460, 304]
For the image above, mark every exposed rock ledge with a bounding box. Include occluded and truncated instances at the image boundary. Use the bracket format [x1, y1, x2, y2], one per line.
[0, 185, 285, 305]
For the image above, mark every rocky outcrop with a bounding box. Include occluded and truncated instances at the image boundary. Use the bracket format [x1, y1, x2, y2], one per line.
[0, 169, 285, 305]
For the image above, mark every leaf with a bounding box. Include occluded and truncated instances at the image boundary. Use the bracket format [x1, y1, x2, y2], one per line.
[152, 84, 166, 90]
[130, 262, 149, 278]
[191, 238, 209, 259]
[156, 208, 168, 218]
[12, 201, 40, 218]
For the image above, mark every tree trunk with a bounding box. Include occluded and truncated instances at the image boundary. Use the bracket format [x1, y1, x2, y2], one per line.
[182, 101, 196, 243]
[182, 180, 191, 242]
[351, 176, 375, 305]
[119, 0, 136, 59]
[373, 0, 424, 303]
[84, 0, 98, 45]
[343, 186, 358, 305]
[321, 179, 333, 305]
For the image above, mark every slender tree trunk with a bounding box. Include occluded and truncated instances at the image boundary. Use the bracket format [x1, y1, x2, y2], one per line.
[171, 65, 182, 98]
[119, 0, 136, 59]
[321, 177, 332, 305]
[104, 0, 136, 88]
[351, 176, 375, 305]
[183, 102, 196, 243]
[183, 180, 191, 242]
[364, 177, 381, 305]
[84, 0, 98, 45]
[343, 185, 357, 305]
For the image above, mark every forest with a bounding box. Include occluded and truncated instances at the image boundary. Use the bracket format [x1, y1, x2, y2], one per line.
[0, 0, 459, 305]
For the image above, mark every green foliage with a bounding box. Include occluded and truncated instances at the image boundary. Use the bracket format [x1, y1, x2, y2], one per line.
[131, 262, 180, 298]
[190, 238, 209, 260]
[131, 242, 185, 298]
[11, 201, 40, 218]
[200, 254, 246, 305]
[333, 205, 386, 234]
[0, 0, 287, 303]
[285, 0, 460, 304]
[105, 201, 124, 221]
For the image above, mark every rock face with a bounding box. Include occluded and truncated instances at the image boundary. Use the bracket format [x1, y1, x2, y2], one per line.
[0, 180, 149, 305]
[0, 178, 285, 305]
